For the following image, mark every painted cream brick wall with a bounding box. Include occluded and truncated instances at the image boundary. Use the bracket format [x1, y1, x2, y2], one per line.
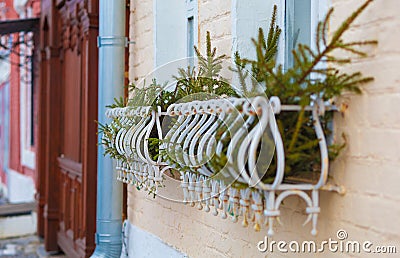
[128, 0, 400, 257]
[198, 0, 232, 55]
[129, 0, 154, 83]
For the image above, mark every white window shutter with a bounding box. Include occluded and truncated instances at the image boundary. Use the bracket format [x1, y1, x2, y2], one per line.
[154, 0, 187, 68]
[232, 0, 283, 61]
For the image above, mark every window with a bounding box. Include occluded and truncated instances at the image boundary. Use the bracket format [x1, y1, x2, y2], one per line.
[187, 16, 194, 64]
[186, 0, 197, 67]
[284, 0, 328, 69]
[154, 0, 198, 69]
[19, 31, 35, 169]
[232, 0, 328, 69]
[232, 0, 276, 60]
[154, 0, 185, 68]
[285, 0, 312, 68]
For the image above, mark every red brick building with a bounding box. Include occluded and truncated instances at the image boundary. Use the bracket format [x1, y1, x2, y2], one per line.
[0, 0, 40, 203]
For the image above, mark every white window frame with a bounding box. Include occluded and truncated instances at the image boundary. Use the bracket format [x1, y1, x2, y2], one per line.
[154, 0, 198, 69]
[232, 0, 328, 68]
[232, 0, 279, 61]
[19, 31, 35, 170]
[278, 0, 329, 69]
[185, 0, 198, 64]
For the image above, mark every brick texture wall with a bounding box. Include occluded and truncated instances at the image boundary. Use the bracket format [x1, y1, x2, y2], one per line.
[129, 0, 154, 83]
[128, 0, 400, 257]
[198, 0, 232, 54]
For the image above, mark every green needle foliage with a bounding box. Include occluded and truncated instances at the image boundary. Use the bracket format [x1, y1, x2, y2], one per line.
[241, 1, 376, 102]
[126, 31, 238, 113]
[100, 0, 376, 187]
[98, 31, 240, 184]
[97, 96, 129, 162]
[241, 0, 375, 181]
[210, 0, 376, 184]
[171, 31, 238, 101]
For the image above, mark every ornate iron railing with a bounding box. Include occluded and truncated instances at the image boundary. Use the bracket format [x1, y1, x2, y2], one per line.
[105, 96, 343, 235]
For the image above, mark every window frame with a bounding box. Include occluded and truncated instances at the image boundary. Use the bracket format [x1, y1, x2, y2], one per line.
[19, 30, 35, 170]
[186, 0, 198, 66]
[278, 0, 329, 70]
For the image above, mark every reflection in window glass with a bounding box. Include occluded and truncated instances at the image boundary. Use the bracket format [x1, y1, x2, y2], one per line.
[285, 0, 312, 69]
[187, 16, 194, 66]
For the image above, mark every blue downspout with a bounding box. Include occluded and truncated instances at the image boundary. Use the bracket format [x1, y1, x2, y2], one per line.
[92, 0, 125, 257]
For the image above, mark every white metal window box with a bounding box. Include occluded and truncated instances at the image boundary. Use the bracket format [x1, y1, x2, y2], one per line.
[104, 96, 343, 236]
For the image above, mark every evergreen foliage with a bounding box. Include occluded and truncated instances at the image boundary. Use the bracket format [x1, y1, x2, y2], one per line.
[99, 0, 376, 186]
[126, 31, 238, 113]
[210, 0, 376, 183]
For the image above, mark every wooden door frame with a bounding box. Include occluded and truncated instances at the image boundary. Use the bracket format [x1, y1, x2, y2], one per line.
[37, 1, 99, 256]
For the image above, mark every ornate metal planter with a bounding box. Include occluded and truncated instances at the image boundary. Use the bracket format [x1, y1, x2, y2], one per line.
[104, 96, 343, 235]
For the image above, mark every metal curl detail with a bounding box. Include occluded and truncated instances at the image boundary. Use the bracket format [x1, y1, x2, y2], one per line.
[105, 97, 340, 235]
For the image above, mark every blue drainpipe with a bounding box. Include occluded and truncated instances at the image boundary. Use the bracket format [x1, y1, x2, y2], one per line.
[92, 0, 125, 257]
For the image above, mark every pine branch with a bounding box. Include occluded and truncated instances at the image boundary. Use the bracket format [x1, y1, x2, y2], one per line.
[296, 0, 375, 85]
